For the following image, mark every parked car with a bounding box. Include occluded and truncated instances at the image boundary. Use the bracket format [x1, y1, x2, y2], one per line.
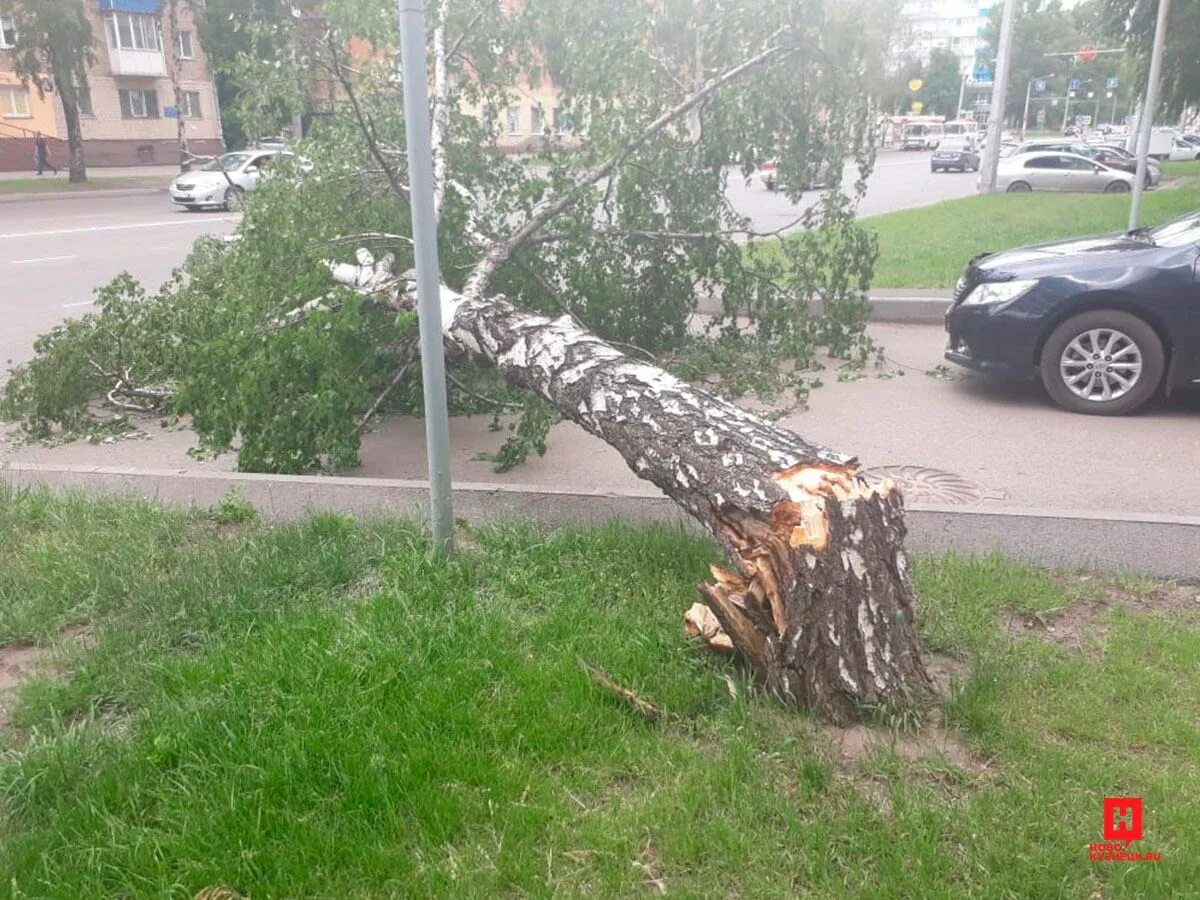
[1167, 136, 1200, 161]
[1017, 140, 1161, 186]
[944, 209, 1200, 414]
[996, 152, 1135, 194]
[169, 150, 307, 211]
[931, 139, 980, 173]
[755, 159, 834, 192]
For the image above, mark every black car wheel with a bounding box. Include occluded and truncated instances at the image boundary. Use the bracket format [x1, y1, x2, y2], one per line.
[1007, 181, 1032, 192]
[1039, 310, 1164, 415]
[1104, 181, 1131, 194]
[223, 186, 245, 211]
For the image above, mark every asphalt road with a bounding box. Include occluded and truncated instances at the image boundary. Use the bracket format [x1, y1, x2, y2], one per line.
[0, 196, 238, 368]
[0, 150, 975, 370]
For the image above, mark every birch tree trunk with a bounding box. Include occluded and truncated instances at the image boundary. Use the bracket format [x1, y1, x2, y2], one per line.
[440, 288, 931, 724]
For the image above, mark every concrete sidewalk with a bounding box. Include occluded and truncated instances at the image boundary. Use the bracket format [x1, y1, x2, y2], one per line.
[5, 321, 1198, 523]
[0, 164, 181, 181]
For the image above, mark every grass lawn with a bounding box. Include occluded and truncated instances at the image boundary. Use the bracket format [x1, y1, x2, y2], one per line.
[0, 176, 166, 194]
[2, 490, 1198, 896]
[865, 166, 1200, 289]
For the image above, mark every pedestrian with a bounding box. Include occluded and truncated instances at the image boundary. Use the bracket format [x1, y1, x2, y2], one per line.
[34, 132, 58, 176]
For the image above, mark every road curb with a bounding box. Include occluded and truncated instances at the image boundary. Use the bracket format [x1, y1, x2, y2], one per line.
[4, 462, 1197, 579]
[0, 187, 167, 204]
[695, 292, 950, 324]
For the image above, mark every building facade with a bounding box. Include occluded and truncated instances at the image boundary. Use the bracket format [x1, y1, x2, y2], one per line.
[0, 0, 224, 172]
[892, 0, 993, 83]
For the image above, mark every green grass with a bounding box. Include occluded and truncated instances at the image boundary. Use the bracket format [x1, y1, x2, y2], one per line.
[864, 171, 1200, 289]
[0, 176, 166, 194]
[1, 490, 1198, 896]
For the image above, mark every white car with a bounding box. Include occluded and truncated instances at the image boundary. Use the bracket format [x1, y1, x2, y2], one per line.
[996, 152, 1135, 194]
[169, 150, 305, 211]
[1167, 136, 1200, 162]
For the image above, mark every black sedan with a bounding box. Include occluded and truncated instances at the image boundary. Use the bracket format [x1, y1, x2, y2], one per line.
[931, 140, 980, 173]
[945, 210, 1200, 414]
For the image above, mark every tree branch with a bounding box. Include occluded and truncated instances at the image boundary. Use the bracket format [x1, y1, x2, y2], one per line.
[462, 31, 797, 299]
[431, 0, 450, 219]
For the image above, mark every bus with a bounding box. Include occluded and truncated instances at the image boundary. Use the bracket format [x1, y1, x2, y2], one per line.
[944, 120, 980, 142]
[901, 117, 945, 150]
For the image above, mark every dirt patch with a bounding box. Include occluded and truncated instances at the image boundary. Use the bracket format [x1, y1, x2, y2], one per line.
[1002, 580, 1200, 651]
[924, 653, 970, 696]
[0, 644, 55, 732]
[821, 722, 991, 773]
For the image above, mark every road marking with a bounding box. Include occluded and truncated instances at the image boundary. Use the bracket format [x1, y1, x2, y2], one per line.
[12, 254, 77, 264]
[62, 300, 94, 308]
[0, 217, 237, 240]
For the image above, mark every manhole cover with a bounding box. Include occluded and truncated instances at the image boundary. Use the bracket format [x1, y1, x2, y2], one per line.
[862, 466, 1007, 505]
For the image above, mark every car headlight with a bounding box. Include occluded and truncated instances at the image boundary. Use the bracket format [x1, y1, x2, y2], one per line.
[961, 279, 1038, 307]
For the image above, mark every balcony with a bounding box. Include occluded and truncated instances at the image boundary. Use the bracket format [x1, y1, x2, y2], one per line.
[108, 46, 165, 76]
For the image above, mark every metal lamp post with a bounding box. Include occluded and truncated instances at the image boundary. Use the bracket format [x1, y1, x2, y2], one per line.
[1130, 0, 1173, 230]
[397, 0, 455, 553]
[1021, 73, 1055, 140]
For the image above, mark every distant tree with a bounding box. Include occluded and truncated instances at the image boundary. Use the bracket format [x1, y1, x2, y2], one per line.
[921, 47, 961, 117]
[1096, 0, 1200, 118]
[882, 57, 924, 115]
[984, 0, 1080, 127]
[9, 0, 95, 182]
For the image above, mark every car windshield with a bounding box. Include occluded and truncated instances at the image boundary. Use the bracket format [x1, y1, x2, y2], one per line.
[1148, 212, 1200, 247]
[200, 152, 253, 172]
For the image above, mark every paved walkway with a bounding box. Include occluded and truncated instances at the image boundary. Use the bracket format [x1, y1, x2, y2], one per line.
[0, 164, 182, 181]
[4, 322, 1199, 520]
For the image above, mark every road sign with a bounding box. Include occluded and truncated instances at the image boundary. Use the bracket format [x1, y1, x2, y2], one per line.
[1068, 78, 1082, 91]
[911, 100, 924, 114]
[1106, 76, 1119, 89]
[1034, 79, 1047, 92]
[1075, 114, 1092, 126]
[1079, 44, 1097, 63]
[908, 78, 923, 93]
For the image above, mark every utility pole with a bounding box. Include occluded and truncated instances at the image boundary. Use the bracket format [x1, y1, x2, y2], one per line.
[956, 75, 967, 120]
[397, 0, 455, 553]
[980, 0, 1017, 192]
[1022, 73, 1055, 140]
[1129, 0, 1172, 231]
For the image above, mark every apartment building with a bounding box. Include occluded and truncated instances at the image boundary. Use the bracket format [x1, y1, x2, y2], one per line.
[892, 0, 993, 82]
[0, 0, 224, 172]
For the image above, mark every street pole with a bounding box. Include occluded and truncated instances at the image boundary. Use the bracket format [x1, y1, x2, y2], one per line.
[1129, 0, 1172, 231]
[1022, 80, 1032, 140]
[1063, 90, 1072, 133]
[397, 0, 455, 553]
[980, 0, 1017, 192]
[957, 76, 967, 120]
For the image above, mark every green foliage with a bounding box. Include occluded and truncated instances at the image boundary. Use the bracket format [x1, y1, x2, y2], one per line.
[921, 47, 961, 118]
[3, 0, 886, 474]
[207, 488, 259, 525]
[1097, 0, 1200, 118]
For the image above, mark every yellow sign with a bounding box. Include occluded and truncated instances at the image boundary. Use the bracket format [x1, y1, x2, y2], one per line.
[910, 100, 924, 114]
[908, 78, 924, 93]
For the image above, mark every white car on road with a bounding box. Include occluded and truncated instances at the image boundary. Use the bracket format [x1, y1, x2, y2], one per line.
[169, 150, 304, 211]
[997, 152, 1135, 194]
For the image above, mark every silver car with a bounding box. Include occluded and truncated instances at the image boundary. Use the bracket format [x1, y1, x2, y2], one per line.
[996, 152, 1135, 194]
[169, 150, 301, 211]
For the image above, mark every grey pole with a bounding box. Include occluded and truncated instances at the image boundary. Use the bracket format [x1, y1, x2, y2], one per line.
[980, 0, 1017, 193]
[1129, 0, 1172, 231]
[1021, 79, 1032, 140]
[398, 0, 455, 553]
[957, 76, 967, 120]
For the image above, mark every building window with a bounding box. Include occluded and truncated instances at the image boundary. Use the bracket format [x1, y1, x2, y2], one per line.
[106, 13, 162, 52]
[179, 89, 202, 118]
[505, 104, 521, 135]
[0, 11, 17, 48]
[530, 105, 544, 135]
[0, 85, 30, 117]
[552, 108, 573, 135]
[174, 29, 194, 59]
[77, 86, 94, 117]
[119, 88, 159, 118]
